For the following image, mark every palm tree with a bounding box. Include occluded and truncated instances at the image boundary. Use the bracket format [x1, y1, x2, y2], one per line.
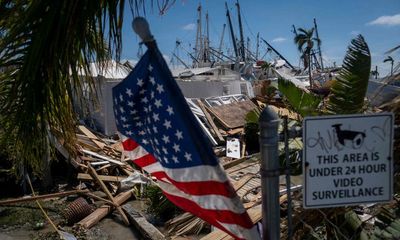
[0, 1, 175, 176]
[383, 56, 394, 76]
[294, 27, 320, 88]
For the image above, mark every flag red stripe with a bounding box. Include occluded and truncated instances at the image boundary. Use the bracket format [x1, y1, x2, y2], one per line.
[163, 190, 254, 238]
[122, 138, 139, 151]
[132, 153, 157, 167]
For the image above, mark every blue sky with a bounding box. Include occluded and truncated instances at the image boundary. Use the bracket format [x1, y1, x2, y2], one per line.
[120, 0, 400, 76]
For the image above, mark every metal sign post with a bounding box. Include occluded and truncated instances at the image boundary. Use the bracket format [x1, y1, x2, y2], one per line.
[303, 113, 394, 208]
[259, 106, 280, 239]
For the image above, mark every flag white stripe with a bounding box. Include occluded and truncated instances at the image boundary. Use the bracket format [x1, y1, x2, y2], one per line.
[162, 165, 228, 182]
[142, 162, 163, 173]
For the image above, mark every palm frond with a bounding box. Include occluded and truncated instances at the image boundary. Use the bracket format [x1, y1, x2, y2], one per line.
[383, 56, 393, 63]
[385, 44, 400, 55]
[325, 34, 371, 114]
[0, 1, 124, 175]
[278, 77, 322, 117]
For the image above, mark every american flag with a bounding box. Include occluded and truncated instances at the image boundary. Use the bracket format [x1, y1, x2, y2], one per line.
[113, 48, 259, 239]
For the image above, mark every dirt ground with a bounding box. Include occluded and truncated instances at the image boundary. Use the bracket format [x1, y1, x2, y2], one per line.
[0, 198, 144, 240]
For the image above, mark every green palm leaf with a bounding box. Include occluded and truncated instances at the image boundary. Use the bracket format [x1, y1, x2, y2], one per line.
[0, 1, 124, 175]
[278, 77, 322, 117]
[325, 34, 371, 114]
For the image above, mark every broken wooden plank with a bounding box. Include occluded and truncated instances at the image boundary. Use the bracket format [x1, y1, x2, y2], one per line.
[122, 204, 165, 240]
[0, 189, 89, 205]
[77, 173, 127, 183]
[196, 99, 224, 142]
[87, 165, 130, 226]
[78, 125, 106, 149]
[78, 190, 133, 228]
[207, 100, 258, 129]
[82, 149, 125, 166]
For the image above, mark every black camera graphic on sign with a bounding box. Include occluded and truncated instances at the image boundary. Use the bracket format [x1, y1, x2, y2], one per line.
[332, 124, 366, 149]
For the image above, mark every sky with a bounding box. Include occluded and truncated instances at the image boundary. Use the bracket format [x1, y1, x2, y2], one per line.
[120, 0, 400, 76]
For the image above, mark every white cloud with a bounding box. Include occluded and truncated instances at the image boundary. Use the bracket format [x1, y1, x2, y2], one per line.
[368, 13, 400, 26]
[271, 37, 286, 43]
[182, 23, 196, 31]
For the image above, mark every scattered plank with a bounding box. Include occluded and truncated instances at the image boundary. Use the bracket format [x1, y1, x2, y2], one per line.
[77, 173, 127, 183]
[78, 125, 106, 149]
[0, 189, 89, 205]
[82, 149, 125, 166]
[78, 190, 133, 229]
[87, 165, 130, 226]
[195, 100, 224, 142]
[122, 204, 165, 240]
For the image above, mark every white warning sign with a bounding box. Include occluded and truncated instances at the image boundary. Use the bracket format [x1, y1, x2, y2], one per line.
[303, 113, 394, 208]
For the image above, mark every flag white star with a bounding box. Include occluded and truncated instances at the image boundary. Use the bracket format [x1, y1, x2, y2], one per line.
[150, 91, 155, 99]
[143, 107, 149, 113]
[149, 76, 156, 85]
[163, 120, 172, 129]
[156, 84, 164, 94]
[148, 105, 152, 112]
[152, 126, 158, 133]
[162, 135, 170, 144]
[142, 139, 149, 145]
[130, 109, 137, 115]
[163, 157, 169, 163]
[184, 152, 192, 161]
[139, 89, 146, 95]
[162, 147, 168, 155]
[139, 130, 146, 135]
[137, 78, 144, 87]
[114, 109, 118, 114]
[114, 98, 118, 104]
[154, 99, 163, 108]
[154, 139, 159, 145]
[126, 130, 133, 135]
[172, 143, 180, 152]
[175, 130, 183, 140]
[136, 122, 143, 127]
[166, 106, 174, 115]
[141, 97, 149, 104]
[119, 107, 125, 114]
[172, 156, 179, 163]
[148, 64, 153, 71]
[152, 113, 160, 122]
[119, 94, 124, 101]
[126, 88, 133, 97]
[122, 124, 130, 128]
[127, 101, 134, 107]
[121, 116, 127, 122]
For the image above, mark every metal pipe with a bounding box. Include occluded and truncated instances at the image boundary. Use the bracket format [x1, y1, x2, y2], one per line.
[259, 106, 280, 240]
[283, 117, 293, 239]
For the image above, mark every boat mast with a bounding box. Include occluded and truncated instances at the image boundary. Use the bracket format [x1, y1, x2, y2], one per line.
[218, 23, 226, 60]
[256, 32, 260, 60]
[236, 0, 246, 62]
[313, 18, 324, 70]
[205, 11, 210, 63]
[225, 2, 239, 61]
[195, 4, 202, 66]
[261, 37, 295, 70]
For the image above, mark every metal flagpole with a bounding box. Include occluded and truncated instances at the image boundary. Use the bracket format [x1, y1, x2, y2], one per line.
[259, 106, 280, 240]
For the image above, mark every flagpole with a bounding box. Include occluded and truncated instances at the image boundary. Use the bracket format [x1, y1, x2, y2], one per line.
[132, 17, 156, 49]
